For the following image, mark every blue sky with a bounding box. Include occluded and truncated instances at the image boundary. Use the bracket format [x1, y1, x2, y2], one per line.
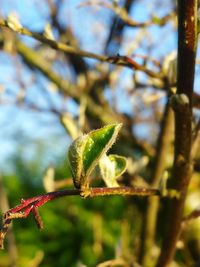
[0, 0, 190, 173]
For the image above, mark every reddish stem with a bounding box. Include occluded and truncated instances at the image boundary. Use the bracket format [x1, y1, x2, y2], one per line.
[0, 186, 159, 249]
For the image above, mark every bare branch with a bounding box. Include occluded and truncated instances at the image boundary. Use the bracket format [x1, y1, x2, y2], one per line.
[139, 94, 174, 265]
[80, 1, 175, 28]
[0, 186, 160, 249]
[182, 209, 200, 225]
[156, 1, 197, 266]
[0, 18, 163, 79]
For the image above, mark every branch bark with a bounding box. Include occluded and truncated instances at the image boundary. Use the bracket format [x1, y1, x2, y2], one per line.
[156, 1, 197, 266]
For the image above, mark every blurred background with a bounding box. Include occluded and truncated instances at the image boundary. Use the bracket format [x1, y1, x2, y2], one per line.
[0, 1, 200, 266]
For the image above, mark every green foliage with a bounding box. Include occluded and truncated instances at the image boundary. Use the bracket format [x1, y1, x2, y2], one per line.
[68, 123, 126, 190]
[0, 158, 138, 267]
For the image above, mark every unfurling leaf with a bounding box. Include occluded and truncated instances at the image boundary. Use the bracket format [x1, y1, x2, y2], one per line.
[44, 23, 55, 40]
[7, 13, 22, 32]
[99, 154, 127, 187]
[68, 123, 122, 190]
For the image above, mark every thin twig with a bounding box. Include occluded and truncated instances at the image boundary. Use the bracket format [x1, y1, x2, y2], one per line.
[0, 175, 18, 267]
[182, 209, 200, 226]
[139, 95, 174, 265]
[79, 1, 175, 28]
[0, 18, 163, 79]
[0, 186, 160, 249]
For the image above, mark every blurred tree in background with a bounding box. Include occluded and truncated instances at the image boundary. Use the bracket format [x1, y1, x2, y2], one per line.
[0, 0, 200, 266]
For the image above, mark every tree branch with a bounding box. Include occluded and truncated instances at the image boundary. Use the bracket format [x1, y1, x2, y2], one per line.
[80, 1, 175, 28]
[182, 209, 200, 225]
[0, 175, 18, 267]
[156, 1, 197, 266]
[104, 0, 134, 53]
[14, 40, 123, 125]
[0, 186, 160, 249]
[139, 96, 174, 265]
[0, 18, 163, 79]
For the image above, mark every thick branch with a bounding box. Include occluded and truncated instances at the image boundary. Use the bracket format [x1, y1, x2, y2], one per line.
[156, 1, 197, 266]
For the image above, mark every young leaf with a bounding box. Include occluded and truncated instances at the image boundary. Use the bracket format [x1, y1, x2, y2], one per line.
[68, 135, 88, 189]
[99, 154, 127, 187]
[68, 123, 122, 190]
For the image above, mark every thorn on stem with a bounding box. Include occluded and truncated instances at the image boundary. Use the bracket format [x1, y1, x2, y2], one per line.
[32, 207, 44, 229]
